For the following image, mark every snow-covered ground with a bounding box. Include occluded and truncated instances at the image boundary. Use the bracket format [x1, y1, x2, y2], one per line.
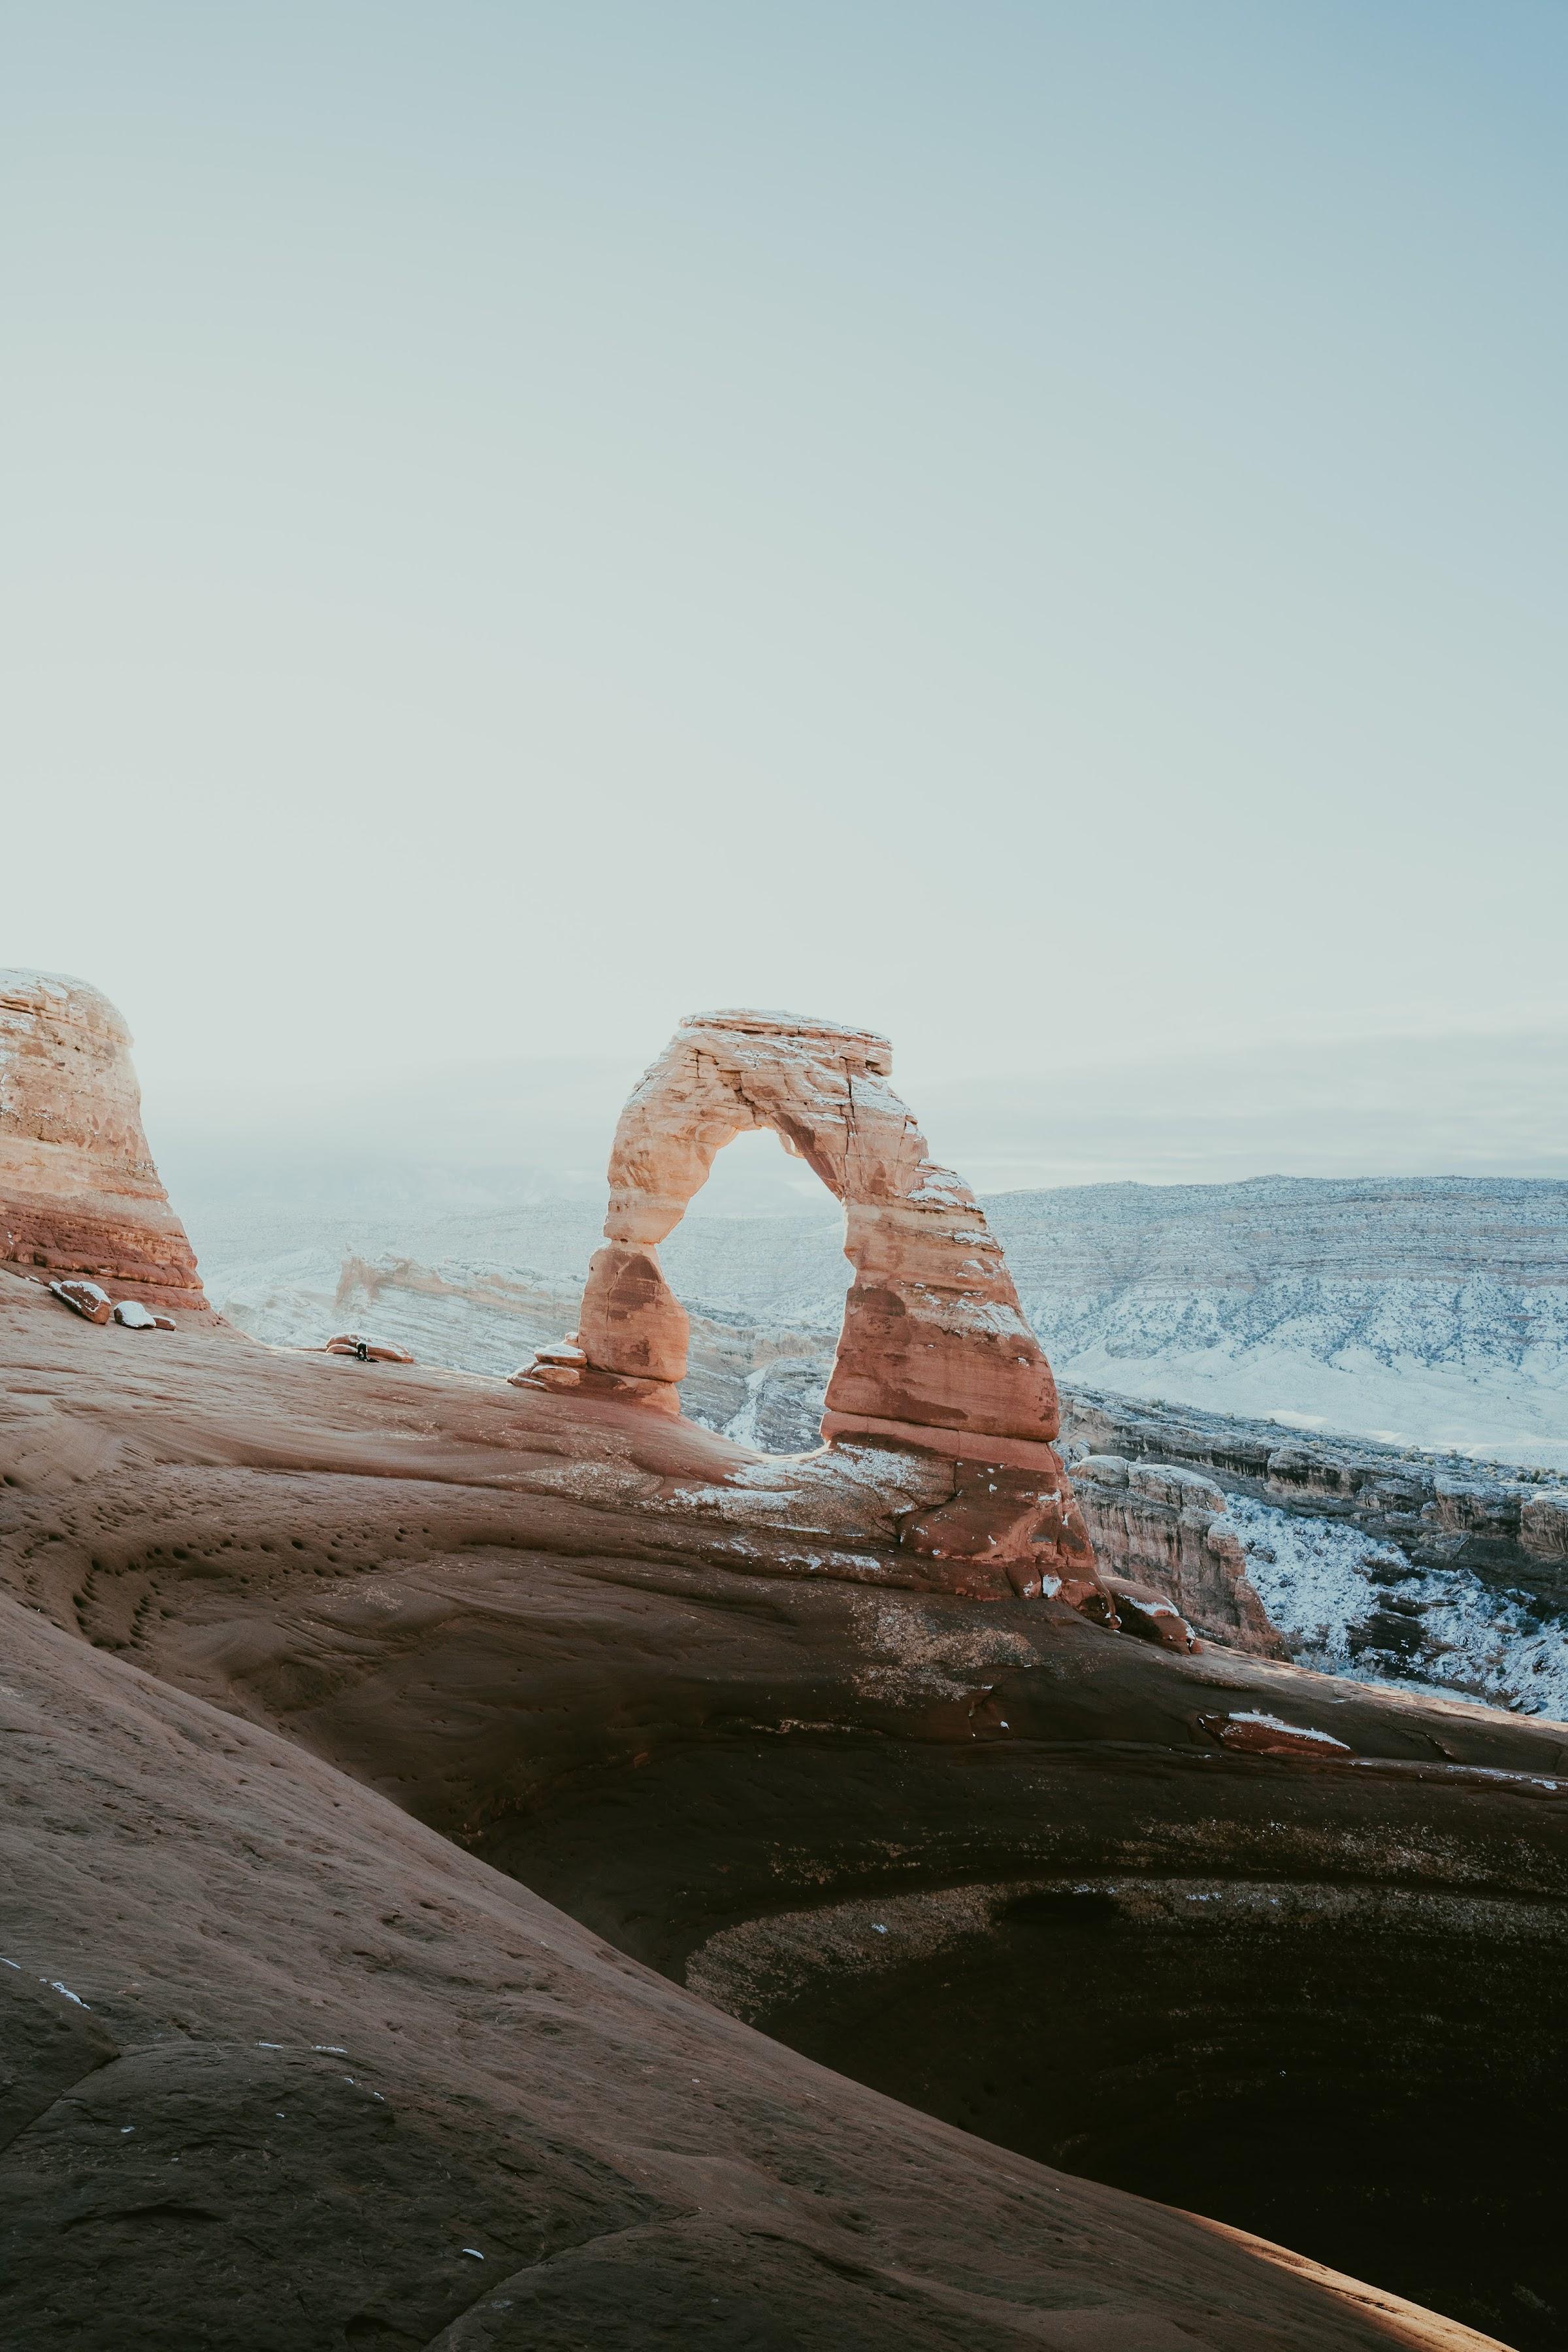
[1226, 1495, 1568, 1720]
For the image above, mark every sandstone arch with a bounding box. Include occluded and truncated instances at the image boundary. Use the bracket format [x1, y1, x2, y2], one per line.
[527, 1009, 1066, 1469]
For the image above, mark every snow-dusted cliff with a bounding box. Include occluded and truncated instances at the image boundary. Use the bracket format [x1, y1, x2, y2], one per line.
[992, 1176, 1568, 1470]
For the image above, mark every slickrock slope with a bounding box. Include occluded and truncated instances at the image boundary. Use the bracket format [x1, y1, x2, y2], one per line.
[2, 1271, 1564, 2349]
[0, 970, 206, 1313]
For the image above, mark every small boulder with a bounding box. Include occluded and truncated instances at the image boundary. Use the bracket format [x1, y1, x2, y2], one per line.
[324, 1333, 416, 1364]
[112, 1300, 159, 1330]
[508, 1358, 680, 1414]
[1201, 1709, 1352, 1759]
[49, 1279, 112, 1325]
[1104, 1577, 1200, 1652]
[1128, 1462, 1227, 1514]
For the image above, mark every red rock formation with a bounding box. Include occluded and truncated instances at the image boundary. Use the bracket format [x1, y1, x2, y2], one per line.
[516, 1009, 1098, 1594]
[0, 970, 207, 1313]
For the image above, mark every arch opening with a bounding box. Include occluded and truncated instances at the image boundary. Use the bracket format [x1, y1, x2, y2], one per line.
[659, 1122, 850, 1454]
[676, 1122, 840, 1226]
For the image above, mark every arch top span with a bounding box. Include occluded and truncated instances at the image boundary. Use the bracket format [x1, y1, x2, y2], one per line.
[604, 1008, 903, 1249]
[521, 1008, 1067, 1463]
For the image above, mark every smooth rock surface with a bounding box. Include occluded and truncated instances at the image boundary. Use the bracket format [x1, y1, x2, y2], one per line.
[1, 1270, 1563, 2347]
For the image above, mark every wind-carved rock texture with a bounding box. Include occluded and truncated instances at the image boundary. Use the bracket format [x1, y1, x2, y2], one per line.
[0, 970, 207, 1313]
[519, 1010, 1100, 1603]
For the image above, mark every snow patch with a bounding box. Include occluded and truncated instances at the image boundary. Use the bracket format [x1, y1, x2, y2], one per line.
[1227, 1710, 1349, 1750]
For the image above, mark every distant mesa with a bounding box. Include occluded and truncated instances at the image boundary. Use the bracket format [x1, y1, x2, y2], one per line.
[0, 969, 208, 1313]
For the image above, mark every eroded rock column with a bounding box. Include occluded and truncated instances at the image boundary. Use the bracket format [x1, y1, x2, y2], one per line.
[0, 970, 208, 1313]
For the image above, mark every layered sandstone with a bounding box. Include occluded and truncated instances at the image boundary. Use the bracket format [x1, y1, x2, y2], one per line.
[564, 1011, 1062, 1445]
[516, 1008, 1098, 1593]
[0, 970, 206, 1313]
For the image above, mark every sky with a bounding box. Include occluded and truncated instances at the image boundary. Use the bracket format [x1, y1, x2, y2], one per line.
[5, 3, 1566, 1169]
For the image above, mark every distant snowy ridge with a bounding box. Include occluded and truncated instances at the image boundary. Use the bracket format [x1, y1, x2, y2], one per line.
[988, 1177, 1568, 1469]
[197, 1173, 1568, 1469]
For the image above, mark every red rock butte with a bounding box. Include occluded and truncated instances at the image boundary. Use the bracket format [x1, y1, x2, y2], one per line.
[0, 969, 207, 1313]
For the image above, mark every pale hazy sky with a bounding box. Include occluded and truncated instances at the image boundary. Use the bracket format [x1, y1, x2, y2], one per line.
[5, 3, 1565, 1127]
